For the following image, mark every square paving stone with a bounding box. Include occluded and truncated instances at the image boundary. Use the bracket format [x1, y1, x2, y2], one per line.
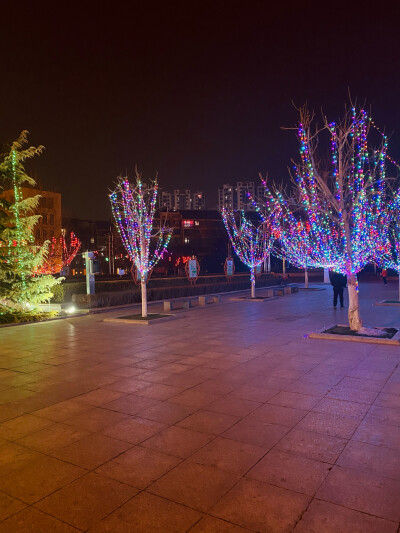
[212, 477, 310, 533]
[294, 499, 398, 533]
[177, 410, 240, 435]
[222, 418, 289, 449]
[316, 465, 400, 522]
[190, 516, 253, 532]
[337, 440, 400, 480]
[75, 388, 126, 406]
[34, 472, 137, 531]
[206, 396, 262, 418]
[246, 448, 331, 495]
[0, 455, 85, 504]
[352, 419, 400, 450]
[190, 437, 266, 475]
[95, 445, 180, 488]
[267, 391, 321, 410]
[17, 422, 90, 453]
[247, 404, 308, 428]
[276, 428, 347, 463]
[63, 407, 129, 432]
[295, 411, 360, 439]
[33, 399, 92, 422]
[142, 425, 212, 458]
[138, 402, 196, 424]
[103, 395, 159, 416]
[148, 460, 240, 512]
[101, 416, 167, 444]
[0, 491, 26, 521]
[0, 507, 80, 533]
[0, 414, 54, 441]
[0, 442, 43, 477]
[51, 432, 132, 469]
[86, 491, 201, 533]
[312, 398, 369, 420]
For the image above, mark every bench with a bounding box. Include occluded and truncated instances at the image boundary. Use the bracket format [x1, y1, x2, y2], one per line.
[198, 294, 221, 306]
[274, 287, 285, 296]
[163, 299, 195, 312]
[287, 284, 299, 293]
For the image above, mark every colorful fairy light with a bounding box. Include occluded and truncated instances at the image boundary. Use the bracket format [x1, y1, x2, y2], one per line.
[36, 232, 81, 274]
[109, 172, 172, 316]
[221, 208, 274, 297]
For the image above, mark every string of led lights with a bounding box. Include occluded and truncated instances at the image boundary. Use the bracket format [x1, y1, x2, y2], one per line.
[110, 176, 172, 279]
[221, 207, 274, 287]
[35, 232, 81, 274]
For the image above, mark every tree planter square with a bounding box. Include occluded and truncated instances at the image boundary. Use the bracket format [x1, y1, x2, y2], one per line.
[103, 313, 178, 325]
[308, 324, 400, 345]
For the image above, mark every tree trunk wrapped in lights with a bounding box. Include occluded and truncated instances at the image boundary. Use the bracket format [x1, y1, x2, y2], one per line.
[221, 208, 274, 298]
[109, 170, 172, 317]
[281, 105, 390, 330]
[0, 131, 61, 314]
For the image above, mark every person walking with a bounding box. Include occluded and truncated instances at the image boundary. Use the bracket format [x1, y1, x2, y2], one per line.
[382, 268, 388, 285]
[329, 270, 347, 308]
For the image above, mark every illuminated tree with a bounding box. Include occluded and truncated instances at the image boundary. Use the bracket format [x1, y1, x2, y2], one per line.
[0, 131, 60, 313]
[374, 188, 400, 300]
[285, 106, 389, 330]
[222, 209, 274, 298]
[253, 183, 317, 288]
[110, 170, 172, 317]
[37, 231, 81, 275]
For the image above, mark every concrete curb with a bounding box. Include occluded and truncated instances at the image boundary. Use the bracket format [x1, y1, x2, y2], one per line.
[309, 323, 400, 345]
[103, 313, 179, 325]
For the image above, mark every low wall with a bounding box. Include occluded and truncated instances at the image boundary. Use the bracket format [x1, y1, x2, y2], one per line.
[70, 273, 278, 308]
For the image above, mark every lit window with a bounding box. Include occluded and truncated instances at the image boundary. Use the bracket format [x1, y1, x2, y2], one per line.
[194, 221, 199, 226]
[184, 237, 189, 244]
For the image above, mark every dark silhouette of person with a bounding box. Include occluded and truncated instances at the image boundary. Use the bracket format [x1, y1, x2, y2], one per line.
[329, 270, 347, 308]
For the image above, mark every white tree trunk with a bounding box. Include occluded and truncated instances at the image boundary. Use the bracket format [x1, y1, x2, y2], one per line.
[282, 258, 286, 276]
[398, 271, 400, 302]
[141, 279, 148, 318]
[251, 267, 255, 298]
[347, 274, 362, 330]
[304, 267, 309, 288]
[324, 268, 330, 283]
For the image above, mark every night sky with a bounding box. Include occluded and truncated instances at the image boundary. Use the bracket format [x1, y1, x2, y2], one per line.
[1, 2, 400, 219]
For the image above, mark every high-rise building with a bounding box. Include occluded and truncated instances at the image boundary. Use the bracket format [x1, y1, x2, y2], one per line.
[159, 191, 172, 210]
[236, 182, 255, 211]
[173, 189, 191, 210]
[218, 182, 262, 211]
[192, 191, 205, 210]
[218, 183, 237, 211]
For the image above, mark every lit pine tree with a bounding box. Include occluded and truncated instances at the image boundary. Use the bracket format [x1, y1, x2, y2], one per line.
[0, 131, 60, 314]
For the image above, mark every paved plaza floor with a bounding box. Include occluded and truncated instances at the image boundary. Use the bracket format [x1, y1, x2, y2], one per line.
[0, 279, 400, 532]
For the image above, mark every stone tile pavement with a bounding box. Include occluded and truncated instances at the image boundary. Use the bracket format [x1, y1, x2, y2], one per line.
[0, 279, 399, 532]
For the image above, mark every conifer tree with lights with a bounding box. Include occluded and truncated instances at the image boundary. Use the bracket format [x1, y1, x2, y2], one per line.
[110, 170, 172, 317]
[0, 131, 60, 316]
[222, 208, 275, 298]
[278, 105, 390, 331]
